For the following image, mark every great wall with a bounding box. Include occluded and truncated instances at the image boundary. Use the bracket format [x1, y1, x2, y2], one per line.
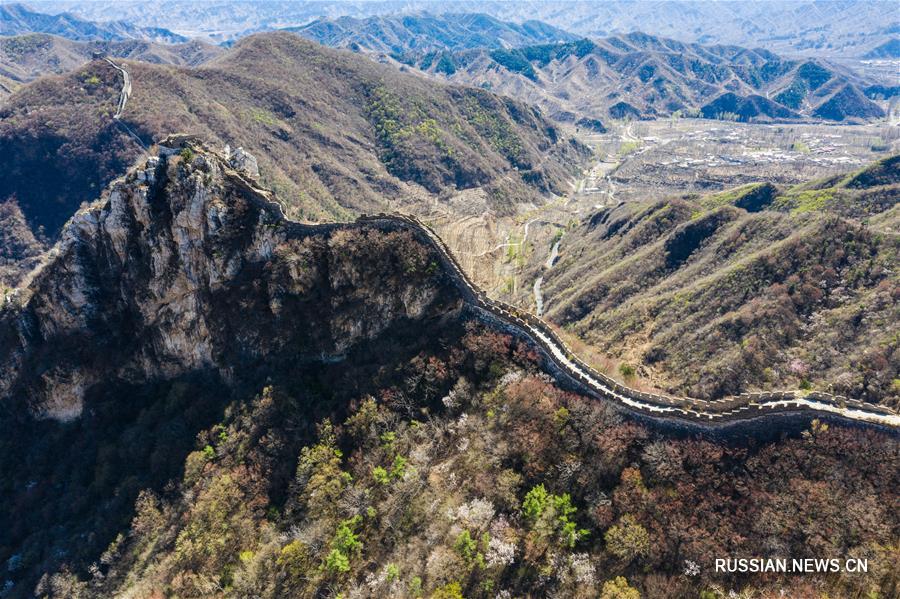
[361, 212, 900, 432]
[181, 137, 900, 433]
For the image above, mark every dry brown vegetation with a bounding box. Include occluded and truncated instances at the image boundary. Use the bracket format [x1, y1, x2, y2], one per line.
[537, 156, 899, 405]
[0, 33, 221, 100]
[0, 31, 585, 243]
[0, 200, 45, 287]
[413, 32, 889, 125]
[17, 325, 899, 599]
[0, 132, 896, 599]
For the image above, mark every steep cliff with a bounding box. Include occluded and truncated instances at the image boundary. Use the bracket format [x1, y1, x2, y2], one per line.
[0, 139, 475, 594]
[0, 138, 461, 422]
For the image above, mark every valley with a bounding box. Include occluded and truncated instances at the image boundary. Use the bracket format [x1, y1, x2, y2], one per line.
[0, 32, 586, 288]
[575, 119, 898, 202]
[435, 117, 899, 406]
[450, 117, 897, 297]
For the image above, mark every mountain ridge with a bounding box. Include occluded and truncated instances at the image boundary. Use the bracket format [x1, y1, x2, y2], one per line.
[0, 32, 222, 99]
[405, 32, 889, 124]
[289, 12, 577, 54]
[527, 156, 900, 406]
[31, 0, 897, 57]
[1, 137, 898, 599]
[0, 31, 586, 279]
[0, 2, 186, 43]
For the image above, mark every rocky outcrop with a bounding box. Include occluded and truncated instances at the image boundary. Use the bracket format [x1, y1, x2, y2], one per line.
[0, 139, 459, 421]
[225, 145, 259, 179]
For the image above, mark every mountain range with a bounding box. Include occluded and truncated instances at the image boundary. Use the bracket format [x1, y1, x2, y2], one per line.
[0, 6, 892, 128]
[0, 32, 221, 97]
[290, 12, 576, 54]
[0, 31, 585, 285]
[29, 0, 899, 59]
[0, 2, 185, 42]
[398, 32, 890, 124]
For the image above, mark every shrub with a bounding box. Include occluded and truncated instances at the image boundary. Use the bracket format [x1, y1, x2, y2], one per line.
[202, 444, 215, 460]
[618, 363, 636, 378]
[323, 515, 362, 574]
[600, 576, 641, 599]
[173, 473, 248, 571]
[373, 466, 390, 485]
[522, 484, 588, 548]
[390, 455, 408, 479]
[333, 515, 362, 554]
[295, 423, 349, 518]
[431, 582, 464, 599]
[604, 515, 650, 562]
[454, 530, 486, 570]
[324, 548, 350, 573]
[386, 563, 400, 581]
[277, 540, 311, 579]
[522, 483, 550, 522]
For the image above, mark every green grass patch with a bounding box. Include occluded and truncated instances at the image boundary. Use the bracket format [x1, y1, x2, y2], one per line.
[774, 189, 835, 214]
[699, 183, 766, 211]
[249, 108, 278, 126]
[618, 140, 641, 157]
[791, 140, 811, 154]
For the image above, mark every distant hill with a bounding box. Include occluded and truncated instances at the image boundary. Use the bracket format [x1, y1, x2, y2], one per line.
[401, 32, 888, 125]
[0, 2, 186, 43]
[289, 12, 576, 55]
[700, 93, 798, 121]
[863, 38, 900, 59]
[812, 84, 886, 121]
[0, 32, 585, 251]
[0, 33, 221, 99]
[32, 0, 896, 58]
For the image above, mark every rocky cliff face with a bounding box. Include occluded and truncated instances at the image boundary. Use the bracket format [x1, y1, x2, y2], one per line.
[0, 139, 460, 421]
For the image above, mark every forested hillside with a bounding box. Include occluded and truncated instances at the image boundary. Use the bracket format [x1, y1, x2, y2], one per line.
[0, 141, 896, 599]
[532, 156, 900, 406]
[0, 31, 585, 245]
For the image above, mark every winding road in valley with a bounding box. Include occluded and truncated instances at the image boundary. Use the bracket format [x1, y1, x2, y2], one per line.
[533, 237, 560, 317]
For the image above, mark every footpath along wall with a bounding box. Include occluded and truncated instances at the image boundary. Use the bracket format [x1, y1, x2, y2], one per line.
[359, 213, 900, 432]
[177, 136, 898, 433]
